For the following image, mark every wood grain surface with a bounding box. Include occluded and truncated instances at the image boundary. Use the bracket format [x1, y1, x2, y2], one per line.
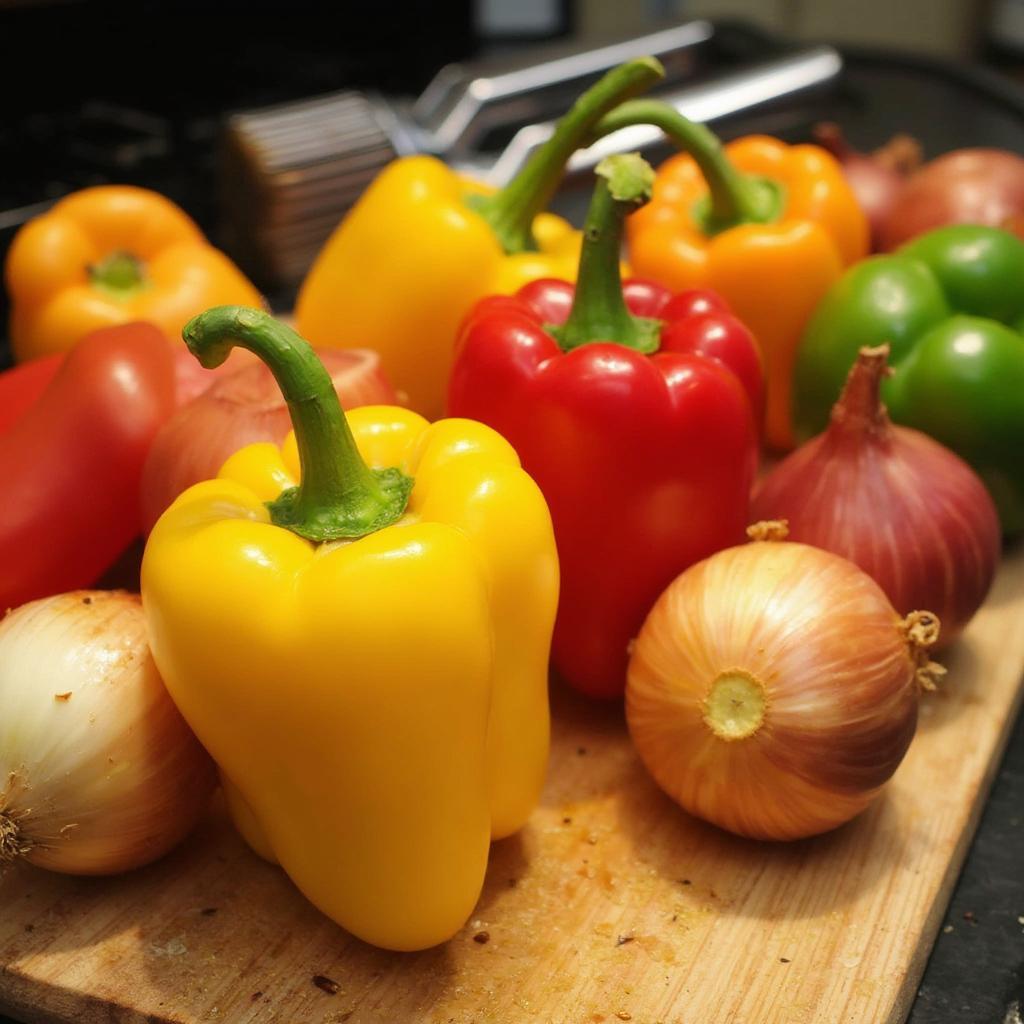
[2, 547, 1023, 1024]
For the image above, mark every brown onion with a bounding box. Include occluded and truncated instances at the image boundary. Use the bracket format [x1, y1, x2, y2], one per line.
[752, 346, 1000, 645]
[626, 522, 942, 841]
[878, 148, 1024, 251]
[141, 348, 395, 533]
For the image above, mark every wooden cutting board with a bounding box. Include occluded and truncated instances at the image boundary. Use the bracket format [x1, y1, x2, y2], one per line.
[2, 547, 1023, 1024]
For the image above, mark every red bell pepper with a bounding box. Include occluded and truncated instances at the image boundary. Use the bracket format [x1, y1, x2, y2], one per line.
[0, 322, 176, 611]
[449, 154, 762, 698]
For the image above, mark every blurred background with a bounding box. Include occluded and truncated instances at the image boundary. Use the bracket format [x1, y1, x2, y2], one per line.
[2, 0, 1024, 306]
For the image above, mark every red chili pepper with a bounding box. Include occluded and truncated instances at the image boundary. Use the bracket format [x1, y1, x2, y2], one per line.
[449, 154, 761, 698]
[0, 322, 176, 611]
[0, 354, 63, 433]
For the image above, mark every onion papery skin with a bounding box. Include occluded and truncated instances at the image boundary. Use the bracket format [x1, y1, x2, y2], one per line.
[626, 541, 921, 841]
[752, 350, 1000, 646]
[878, 148, 1024, 251]
[0, 591, 216, 875]
[141, 347, 395, 533]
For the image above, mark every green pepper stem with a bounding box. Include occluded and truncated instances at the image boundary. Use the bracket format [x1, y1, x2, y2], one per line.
[550, 154, 661, 355]
[89, 251, 148, 296]
[589, 99, 783, 232]
[182, 306, 412, 542]
[471, 57, 664, 254]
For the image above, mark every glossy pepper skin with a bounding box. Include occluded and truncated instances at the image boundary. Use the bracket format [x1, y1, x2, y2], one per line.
[0, 353, 62, 432]
[295, 58, 664, 420]
[449, 155, 761, 699]
[6, 185, 262, 361]
[142, 307, 557, 951]
[2, 322, 176, 611]
[795, 224, 1024, 534]
[594, 102, 868, 450]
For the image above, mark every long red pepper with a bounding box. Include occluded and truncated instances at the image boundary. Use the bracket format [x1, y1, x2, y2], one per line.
[0, 322, 176, 610]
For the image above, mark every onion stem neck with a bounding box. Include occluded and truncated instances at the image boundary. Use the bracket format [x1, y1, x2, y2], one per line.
[830, 345, 893, 437]
[703, 671, 767, 740]
[746, 520, 789, 543]
[0, 811, 29, 863]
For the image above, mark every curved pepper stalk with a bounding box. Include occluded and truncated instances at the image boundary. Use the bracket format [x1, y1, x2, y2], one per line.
[184, 306, 412, 541]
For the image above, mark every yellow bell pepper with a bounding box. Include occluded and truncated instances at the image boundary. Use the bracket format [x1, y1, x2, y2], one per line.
[141, 307, 558, 951]
[295, 57, 664, 419]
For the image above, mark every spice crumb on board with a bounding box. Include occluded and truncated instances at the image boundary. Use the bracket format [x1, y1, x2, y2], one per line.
[963, 910, 977, 923]
[250, 992, 262, 1002]
[473, 930, 490, 944]
[616, 1013, 632, 1021]
[943, 925, 954, 934]
[54, 692, 72, 701]
[313, 974, 340, 995]
[780, 957, 791, 963]
[616, 933, 635, 946]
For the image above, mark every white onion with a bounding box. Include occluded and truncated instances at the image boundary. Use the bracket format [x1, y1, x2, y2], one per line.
[0, 591, 216, 874]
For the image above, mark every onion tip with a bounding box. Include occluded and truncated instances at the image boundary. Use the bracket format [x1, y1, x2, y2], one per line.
[746, 520, 789, 542]
[0, 810, 31, 864]
[901, 611, 946, 691]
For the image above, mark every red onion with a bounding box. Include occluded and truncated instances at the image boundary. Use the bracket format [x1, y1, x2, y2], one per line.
[171, 345, 257, 405]
[751, 346, 1000, 646]
[878, 148, 1024, 251]
[141, 348, 395, 533]
[813, 123, 921, 249]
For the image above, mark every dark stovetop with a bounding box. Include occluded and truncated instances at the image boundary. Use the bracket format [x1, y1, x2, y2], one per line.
[0, 13, 1022, 1022]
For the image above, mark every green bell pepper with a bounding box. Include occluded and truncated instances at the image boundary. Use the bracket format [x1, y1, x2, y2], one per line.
[795, 224, 1024, 533]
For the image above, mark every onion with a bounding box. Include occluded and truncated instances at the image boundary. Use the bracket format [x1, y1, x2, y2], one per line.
[752, 346, 1000, 646]
[878, 148, 1024, 251]
[141, 347, 395, 533]
[626, 522, 943, 841]
[0, 591, 216, 874]
[813, 123, 921, 249]
[171, 344, 257, 405]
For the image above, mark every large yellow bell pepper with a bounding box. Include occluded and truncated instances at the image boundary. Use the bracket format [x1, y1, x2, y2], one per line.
[141, 307, 558, 951]
[295, 58, 663, 419]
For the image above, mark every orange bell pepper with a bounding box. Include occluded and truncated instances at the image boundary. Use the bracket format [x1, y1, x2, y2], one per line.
[593, 102, 868, 449]
[5, 185, 263, 362]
